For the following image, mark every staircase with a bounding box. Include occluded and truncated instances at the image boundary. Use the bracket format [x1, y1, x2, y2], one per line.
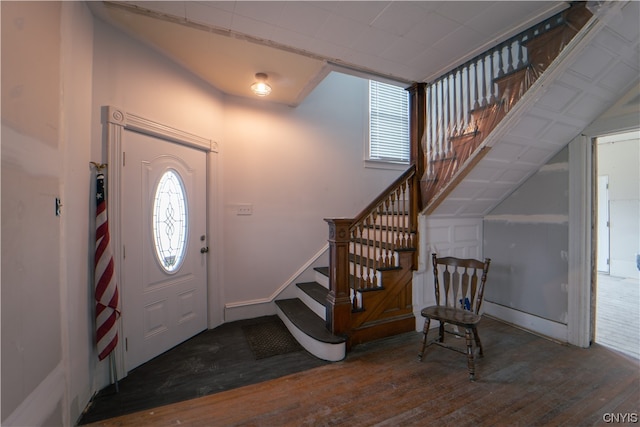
[276, 167, 419, 361]
[275, 1, 640, 361]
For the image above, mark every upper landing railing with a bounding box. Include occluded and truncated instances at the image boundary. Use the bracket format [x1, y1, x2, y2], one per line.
[423, 2, 591, 183]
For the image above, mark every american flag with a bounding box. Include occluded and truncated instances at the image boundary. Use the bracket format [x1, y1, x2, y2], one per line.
[95, 171, 120, 361]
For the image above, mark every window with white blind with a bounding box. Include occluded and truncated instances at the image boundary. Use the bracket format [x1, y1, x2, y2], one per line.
[368, 80, 410, 165]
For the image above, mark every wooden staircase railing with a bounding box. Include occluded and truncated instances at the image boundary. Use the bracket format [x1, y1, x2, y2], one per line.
[421, 2, 592, 208]
[324, 82, 425, 346]
[322, 2, 591, 350]
[325, 165, 419, 344]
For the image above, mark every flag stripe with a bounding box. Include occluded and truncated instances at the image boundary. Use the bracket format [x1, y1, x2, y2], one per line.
[95, 172, 120, 361]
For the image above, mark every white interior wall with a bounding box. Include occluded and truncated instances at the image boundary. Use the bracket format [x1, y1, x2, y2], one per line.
[1, 2, 65, 426]
[222, 73, 400, 316]
[60, 2, 95, 424]
[597, 131, 640, 278]
[91, 20, 226, 145]
[483, 147, 570, 325]
[2, 3, 97, 426]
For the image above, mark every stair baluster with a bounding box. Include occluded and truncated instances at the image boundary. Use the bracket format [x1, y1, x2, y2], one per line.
[421, 2, 591, 208]
[325, 165, 418, 342]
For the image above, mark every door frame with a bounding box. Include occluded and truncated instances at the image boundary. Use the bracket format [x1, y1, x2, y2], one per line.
[582, 104, 640, 348]
[596, 175, 610, 274]
[105, 106, 221, 380]
[567, 135, 593, 348]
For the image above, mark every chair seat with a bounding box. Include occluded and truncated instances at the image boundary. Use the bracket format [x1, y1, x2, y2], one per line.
[421, 305, 482, 328]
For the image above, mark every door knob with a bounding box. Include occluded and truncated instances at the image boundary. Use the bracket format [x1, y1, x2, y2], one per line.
[200, 246, 209, 253]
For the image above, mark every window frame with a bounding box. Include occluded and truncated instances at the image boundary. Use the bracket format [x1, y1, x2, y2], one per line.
[365, 80, 411, 170]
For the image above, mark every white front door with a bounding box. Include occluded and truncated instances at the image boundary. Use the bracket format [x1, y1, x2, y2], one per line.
[121, 131, 208, 372]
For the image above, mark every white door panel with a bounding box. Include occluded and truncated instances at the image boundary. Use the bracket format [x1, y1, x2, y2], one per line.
[122, 131, 207, 372]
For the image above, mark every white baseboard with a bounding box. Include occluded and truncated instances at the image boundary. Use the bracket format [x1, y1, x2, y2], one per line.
[3, 362, 65, 427]
[224, 300, 277, 322]
[223, 245, 328, 323]
[484, 301, 568, 343]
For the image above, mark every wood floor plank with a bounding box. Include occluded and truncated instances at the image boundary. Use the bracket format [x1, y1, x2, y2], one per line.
[86, 317, 639, 427]
[595, 273, 640, 359]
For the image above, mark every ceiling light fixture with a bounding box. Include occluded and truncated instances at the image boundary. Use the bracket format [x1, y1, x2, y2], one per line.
[250, 72, 272, 97]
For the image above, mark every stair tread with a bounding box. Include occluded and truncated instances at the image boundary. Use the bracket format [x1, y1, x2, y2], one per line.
[275, 299, 346, 344]
[314, 266, 329, 277]
[296, 282, 328, 307]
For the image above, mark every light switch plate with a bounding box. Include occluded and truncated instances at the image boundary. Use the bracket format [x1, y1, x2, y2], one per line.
[237, 204, 253, 215]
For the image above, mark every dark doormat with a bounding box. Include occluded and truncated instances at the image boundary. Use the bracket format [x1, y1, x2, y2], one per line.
[242, 317, 303, 359]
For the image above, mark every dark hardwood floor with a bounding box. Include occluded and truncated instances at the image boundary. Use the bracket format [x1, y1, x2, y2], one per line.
[77, 316, 328, 425]
[85, 316, 639, 426]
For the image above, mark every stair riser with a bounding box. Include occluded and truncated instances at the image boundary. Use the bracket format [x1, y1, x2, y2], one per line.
[297, 286, 326, 320]
[315, 270, 329, 287]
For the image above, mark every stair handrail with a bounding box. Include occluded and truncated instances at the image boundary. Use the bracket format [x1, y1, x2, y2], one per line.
[349, 164, 417, 292]
[351, 164, 417, 232]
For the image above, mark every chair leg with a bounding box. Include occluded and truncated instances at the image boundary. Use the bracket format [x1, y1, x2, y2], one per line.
[438, 322, 445, 343]
[465, 328, 475, 381]
[473, 327, 483, 357]
[418, 317, 431, 361]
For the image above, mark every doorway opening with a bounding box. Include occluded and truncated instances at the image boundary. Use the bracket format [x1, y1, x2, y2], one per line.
[594, 130, 639, 360]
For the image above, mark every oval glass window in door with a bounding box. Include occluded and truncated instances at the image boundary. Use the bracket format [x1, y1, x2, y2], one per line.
[152, 169, 188, 273]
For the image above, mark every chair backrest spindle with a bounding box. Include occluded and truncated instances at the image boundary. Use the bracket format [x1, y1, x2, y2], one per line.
[432, 253, 491, 314]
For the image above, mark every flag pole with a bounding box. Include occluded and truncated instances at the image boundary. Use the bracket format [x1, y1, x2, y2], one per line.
[110, 353, 119, 393]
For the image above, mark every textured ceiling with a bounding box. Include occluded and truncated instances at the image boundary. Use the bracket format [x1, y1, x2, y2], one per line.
[91, 1, 567, 106]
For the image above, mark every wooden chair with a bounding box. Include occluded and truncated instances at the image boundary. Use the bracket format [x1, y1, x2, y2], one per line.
[418, 253, 491, 380]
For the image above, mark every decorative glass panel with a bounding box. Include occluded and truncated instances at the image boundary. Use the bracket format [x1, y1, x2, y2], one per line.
[152, 170, 188, 273]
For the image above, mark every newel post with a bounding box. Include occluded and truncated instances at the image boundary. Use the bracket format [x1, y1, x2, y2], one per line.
[324, 218, 352, 338]
[407, 82, 427, 230]
[408, 82, 427, 180]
